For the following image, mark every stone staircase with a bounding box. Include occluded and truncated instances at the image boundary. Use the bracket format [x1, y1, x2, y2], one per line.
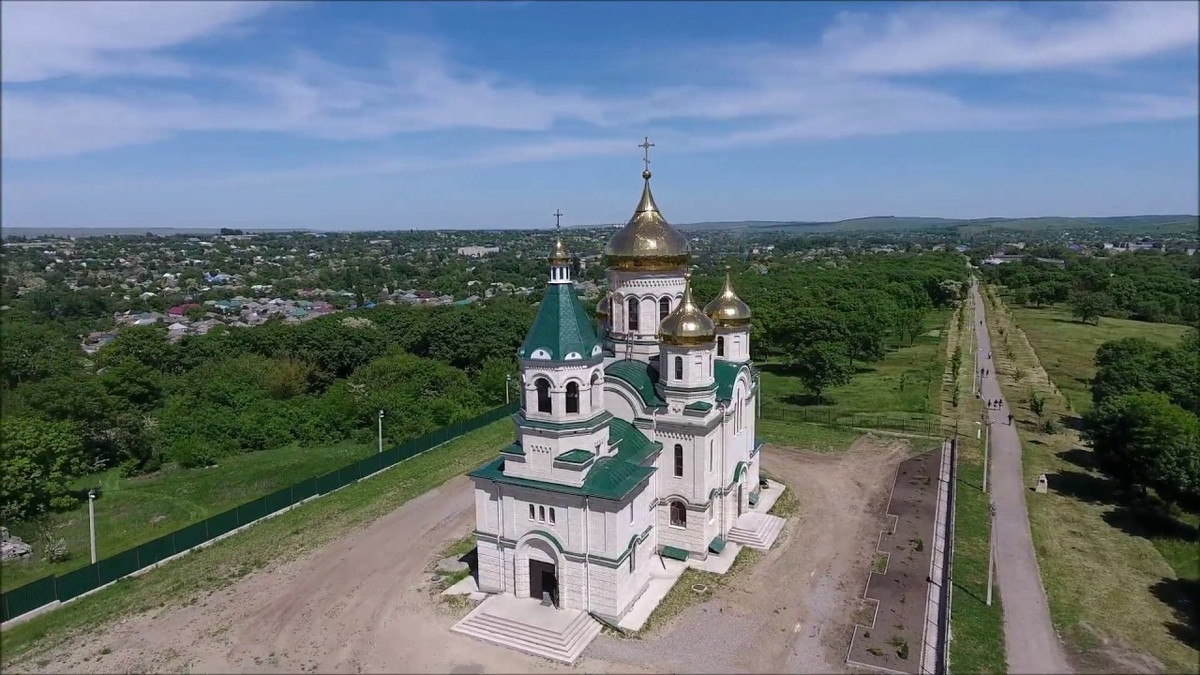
[450, 597, 601, 664]
[726, 511, 785, 550]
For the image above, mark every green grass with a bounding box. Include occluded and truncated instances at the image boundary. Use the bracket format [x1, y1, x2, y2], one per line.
[757, 418, 863, 452]
[636, 547, 761, 637]
[1007, 304, 1189, 414]
[0, 420, 513, 664]
[984, 287, 1197, 673]
[2, 440, 381, 592]
[759, 310, 950, 427]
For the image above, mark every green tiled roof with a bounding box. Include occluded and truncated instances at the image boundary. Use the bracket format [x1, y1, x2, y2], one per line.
[555, 449, 594, 464]
[605, 360, 665, 407]
[500, 443, 525, 456]
[469, 416, 661, 501]
[518, 283, 601, 361]
[685, 401, 713, 413]
[715, 360, 752, 403]
[661, 545, 689, 561]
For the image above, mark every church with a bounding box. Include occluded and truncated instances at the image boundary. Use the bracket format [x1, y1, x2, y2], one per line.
[467, 155, 765, 625]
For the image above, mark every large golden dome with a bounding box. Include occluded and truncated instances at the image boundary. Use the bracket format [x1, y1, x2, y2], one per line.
[704, 268, 752, 327]
[658, 274, 715, 346]
[604, 170, 690, 271]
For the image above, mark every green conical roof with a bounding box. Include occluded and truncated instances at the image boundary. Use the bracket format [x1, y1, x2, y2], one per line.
[518, 283, 602, 361]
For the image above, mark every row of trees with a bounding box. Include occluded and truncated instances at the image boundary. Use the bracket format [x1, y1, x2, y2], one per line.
[1082, 331, 1200, 509]
[985, 253, 1199, 325]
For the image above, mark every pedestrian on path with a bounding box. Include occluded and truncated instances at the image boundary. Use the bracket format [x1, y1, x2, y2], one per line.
[1008, 413, 1014, 425]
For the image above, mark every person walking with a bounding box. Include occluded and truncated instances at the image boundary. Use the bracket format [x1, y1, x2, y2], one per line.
[1008, 413, 1014, 425]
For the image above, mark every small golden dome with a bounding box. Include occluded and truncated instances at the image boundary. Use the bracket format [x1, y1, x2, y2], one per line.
[704, 268, 752, 327]
[596, 291, 611, 317]
[604, 169, 690, 271]
[658, 275, 715, 346]
[549, 236, 571, 265]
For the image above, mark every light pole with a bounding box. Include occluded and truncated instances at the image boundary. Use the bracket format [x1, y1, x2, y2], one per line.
[377, 409, 385, 454]
[986, 499, 997, 606]
[505, 373, 512, 405]
[88, 490, 97, 564]
[982, 411, 991, 493]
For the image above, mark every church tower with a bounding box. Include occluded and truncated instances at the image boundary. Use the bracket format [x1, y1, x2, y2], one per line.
[657, 273, 717, 404]
[704, 267, 753, 363]
[508, 215, 610, 488]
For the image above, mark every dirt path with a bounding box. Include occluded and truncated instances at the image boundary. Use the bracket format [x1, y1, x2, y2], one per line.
[973, 281, 1073, 675]
[9, 438, 910, 675]
[587, 436, 912, 673]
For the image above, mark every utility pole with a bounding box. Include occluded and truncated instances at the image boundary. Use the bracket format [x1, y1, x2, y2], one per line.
[505, 373, 512, 405]
[987, 499, 997, 606]
[377, 409, 385, 454]
[88, 490, 97, 564]
[982, 409, 991, 493]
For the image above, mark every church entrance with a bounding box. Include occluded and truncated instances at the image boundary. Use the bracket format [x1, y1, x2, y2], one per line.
[529, 559, 559, 608]
[737, 484, 744, 517]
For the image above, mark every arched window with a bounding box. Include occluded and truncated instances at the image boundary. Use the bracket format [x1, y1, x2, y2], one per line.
[535, 378, 552, 413]
[590, 372, 601, 408]
[670, 500, 687, 527]
[674, 356, 683, 381]
[528, 504, 535, 520]
[659, 296, 671, 321]
[673, 443, 684, 477]
[549, 507, 556, 524]
[627, 297, 639, 331]
[539, 505, 546, 522]
[717, 336, 725, 357]
[566, 382, 579, 414]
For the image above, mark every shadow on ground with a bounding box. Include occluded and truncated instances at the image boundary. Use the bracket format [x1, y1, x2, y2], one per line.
[1151, 577, 1200, 652]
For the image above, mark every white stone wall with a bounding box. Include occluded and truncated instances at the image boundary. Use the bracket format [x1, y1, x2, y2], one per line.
[658, 343, 715, 390]
[519, 362, 606, 425]
[506, 424, 608, 486]
[606, 269, 686, 360]
[715, 326, 751, 363]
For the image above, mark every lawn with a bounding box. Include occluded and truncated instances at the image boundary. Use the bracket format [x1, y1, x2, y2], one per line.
[982, 286, 1197, 674]
[1006, 304, 1189, 414]
[3, 440, 380, 592]
[759, 309, 951, 435]
[0, 419, 514, 663]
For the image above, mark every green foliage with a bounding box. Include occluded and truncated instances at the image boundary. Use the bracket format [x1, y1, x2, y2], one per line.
[1069, 290, 1110, 325]
[0, 416, 88, 521]
[791, 342, 854, 403]
[1028, 389, 1046, 418]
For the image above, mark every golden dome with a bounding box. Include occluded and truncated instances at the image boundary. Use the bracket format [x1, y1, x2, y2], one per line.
[549, 234, 571, 265]
[596, 291, 611, 317]
[658, 274, 715, 346]
[704, 268, 752, 327]
[604, 170, 690, 271]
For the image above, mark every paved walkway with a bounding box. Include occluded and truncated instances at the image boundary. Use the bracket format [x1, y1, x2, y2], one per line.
[971, 281, 1073, 674]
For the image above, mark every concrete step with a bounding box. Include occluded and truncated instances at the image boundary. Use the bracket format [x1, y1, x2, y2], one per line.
[450, 610, 600, 664]
[727, 514, 785, 550]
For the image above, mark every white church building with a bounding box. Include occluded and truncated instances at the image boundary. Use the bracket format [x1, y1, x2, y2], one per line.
[467, 162, 773, 626]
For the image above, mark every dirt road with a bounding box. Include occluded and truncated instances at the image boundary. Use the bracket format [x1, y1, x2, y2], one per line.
[8, 438, 910, 674]
[973, 281, 1073, 674]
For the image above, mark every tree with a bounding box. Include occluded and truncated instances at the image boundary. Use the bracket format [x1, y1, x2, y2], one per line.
[1090, 338, 1171, 409]
[1011, 288, 1030, 307]
[792, 342, 853, 404]
[0, 416, 87, 521]
[1069, 291, 1110, 325]
[1084, 391, 1200, 503]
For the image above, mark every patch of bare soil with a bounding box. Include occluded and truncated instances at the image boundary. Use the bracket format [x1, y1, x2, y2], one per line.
[846, 448, 941, 673]
[586, 435, 913, 674]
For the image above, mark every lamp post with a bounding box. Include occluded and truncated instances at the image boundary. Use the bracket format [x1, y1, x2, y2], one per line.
[505, 373, 512, 405]
[88, 490, 97, 564]
[981, 411, 991, 493]
[377, 409, 385, 454]
[986, 499, 997, 606]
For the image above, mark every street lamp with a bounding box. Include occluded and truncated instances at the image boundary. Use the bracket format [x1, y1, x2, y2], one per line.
[505, 373, 512, 405]
[87, 490, 97, 564]
[987, 499, 997, 606]
[981, 411, 991, 493]
[377, 409, 385, 454]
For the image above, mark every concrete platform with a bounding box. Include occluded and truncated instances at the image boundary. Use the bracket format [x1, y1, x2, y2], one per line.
[441, 573, 489, 602]
[727, 511, 786, 550]
[450, 595, 601, 664]
[753, 478, 787, 514]
[617, 556, 688, 631]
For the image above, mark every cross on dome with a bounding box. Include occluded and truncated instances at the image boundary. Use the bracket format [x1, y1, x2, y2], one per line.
[554, 209, 564, 230]
[639, 136, 655, 176]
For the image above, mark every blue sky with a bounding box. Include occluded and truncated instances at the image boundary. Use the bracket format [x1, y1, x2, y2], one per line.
[2, 0, 1197, 230]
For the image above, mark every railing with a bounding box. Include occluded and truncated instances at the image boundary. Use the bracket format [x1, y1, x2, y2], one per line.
[0, 402, 519, 626]
[760, 406, 950, 437]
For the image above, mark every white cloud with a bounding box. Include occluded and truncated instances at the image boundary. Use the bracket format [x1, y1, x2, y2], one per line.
[0, 1, 275, 82]
[1, 0, 1196, 168]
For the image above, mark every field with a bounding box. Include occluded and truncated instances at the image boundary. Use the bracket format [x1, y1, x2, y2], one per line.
[759, 309, 950, 436]
[0, 420, 512, 661]
[940, 293, 1006, 674]
[2, 441, 380, 593]
[982, 285, 1198, 674]
[1006, 304, 1190, 414]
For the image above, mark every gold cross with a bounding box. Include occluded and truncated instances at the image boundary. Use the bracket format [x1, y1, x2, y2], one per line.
[638, 136, 655, 172]
[553, 209, 564, 230]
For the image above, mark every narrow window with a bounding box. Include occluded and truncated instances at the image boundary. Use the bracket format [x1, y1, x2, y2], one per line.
[529, 504, 535, 520]
[659, 296, 670, 321]
[709, 441, 713, 472]
[630, 541, 637, 572]
[629, 502, 634, 525]
[627, 297, 639, 331]
[539, 505, 546, 523]
[717, 336, 725, 357]
[708, 504, 714, 524]
[549, 507, 556, 524]
[673, 443, 684, 477]
[535, 378, 552, 413]
[590, 372, 601, 408]
[670, 500, 687, 527]
[674, 355, 683, 381]
[566, 382, 579, 414]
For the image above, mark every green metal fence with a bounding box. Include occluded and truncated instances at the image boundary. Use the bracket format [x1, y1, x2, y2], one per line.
[0, 402, 518, 625]
[760, 405, 950, 437]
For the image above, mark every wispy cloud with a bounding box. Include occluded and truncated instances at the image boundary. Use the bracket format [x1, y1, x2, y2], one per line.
[1, 0, 1196, 176]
